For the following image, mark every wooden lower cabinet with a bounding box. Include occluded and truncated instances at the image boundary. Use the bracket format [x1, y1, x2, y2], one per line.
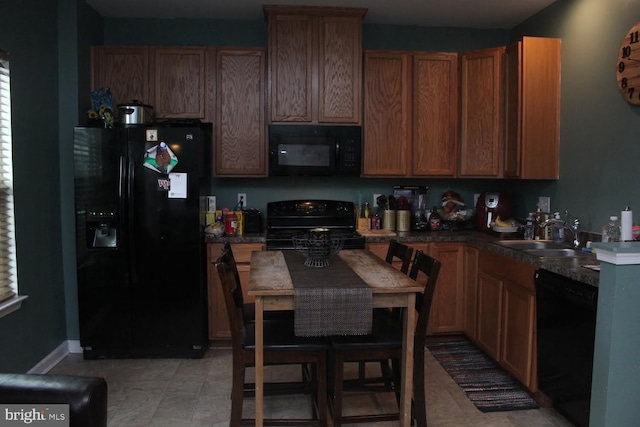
[501, 280, 536, 387]
[426, 243, 464, 335]
[207, 242, 264, 340]
[476, 250, 536, 389]
[476, 271, 504, 360]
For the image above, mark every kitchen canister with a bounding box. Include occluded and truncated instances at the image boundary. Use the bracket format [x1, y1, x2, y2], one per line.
[383, 210, 396, 231]
[396, 210, 410, 232]
[224, 212, 239, 236]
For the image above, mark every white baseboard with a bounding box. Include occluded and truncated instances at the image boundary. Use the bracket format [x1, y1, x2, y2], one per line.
[28, 340, 81, 374]
[67, 340, 82, 354]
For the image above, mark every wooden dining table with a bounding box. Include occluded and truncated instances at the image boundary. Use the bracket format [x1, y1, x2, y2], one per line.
[248, 249, 424, 427]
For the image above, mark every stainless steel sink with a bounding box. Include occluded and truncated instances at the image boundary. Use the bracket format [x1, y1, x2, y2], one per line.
[523, 248, 585, 258]
[496, 240, 568, 250]
[495, 240, 589, 258]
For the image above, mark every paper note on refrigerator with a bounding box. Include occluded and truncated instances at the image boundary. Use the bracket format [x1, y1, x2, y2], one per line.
[168, 173, 187, 199]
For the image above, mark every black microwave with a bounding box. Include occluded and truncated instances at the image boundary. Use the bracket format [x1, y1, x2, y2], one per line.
[268, 125, 361, 177]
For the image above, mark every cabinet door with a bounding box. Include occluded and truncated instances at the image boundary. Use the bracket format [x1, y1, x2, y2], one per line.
[153, 47, 206, 118]
[207, 243, 264, 340]
[504, 37, 561, 179]
[460, 47, 504, 177]
[502, 280, 536, 388]
[207, 244, 229, 339]
[476, 271, 503, 360]
[92, 46, 152, 110]
[412, 52, 459, 176]
[267, 13, 314, 122]
[362, 51, 412, 176]
[215, 49, 267, 177]
[318, 15, 362, 123]
[427, 243, 464, 335]
[463, 245, 479, 340]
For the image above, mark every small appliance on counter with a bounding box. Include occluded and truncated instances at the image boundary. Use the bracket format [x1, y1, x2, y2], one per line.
[475, 192, 513, 231]
[392, 185, 429, 230]
[243, 208, 263, 233]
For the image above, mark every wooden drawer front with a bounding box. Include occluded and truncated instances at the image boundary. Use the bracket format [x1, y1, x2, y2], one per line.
[479, 250, 535, 290]
[231, 243, 265, 263]
[208, 242, 264, 263]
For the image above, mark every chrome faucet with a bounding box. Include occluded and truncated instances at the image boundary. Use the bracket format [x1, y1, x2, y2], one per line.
[539, 210, 581, 248]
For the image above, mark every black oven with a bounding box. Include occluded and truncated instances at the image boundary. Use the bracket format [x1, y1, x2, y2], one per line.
[268, 125, 361, 177]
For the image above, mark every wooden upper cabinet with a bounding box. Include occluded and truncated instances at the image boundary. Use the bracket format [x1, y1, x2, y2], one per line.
[504, 37, 561, 179]
[267, 13, 313, 122]
[318, 15, 363, 123]
[92, 46, 152, 109]
[362, 51, 412, 176]
[460, 47, 505, 177]
[412, 52, 459, 177]
[265, 5, 366, 124]
[215, 48, 267, 176]
[363, 51, 458, 177]
[153, 47, 206, 119]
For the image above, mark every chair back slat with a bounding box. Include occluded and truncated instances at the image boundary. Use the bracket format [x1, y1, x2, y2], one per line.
[385, 239, 414, 274]
[215, 248, 246, 348]
[222, 242, 245, 309]
[409, 249, 441, 338]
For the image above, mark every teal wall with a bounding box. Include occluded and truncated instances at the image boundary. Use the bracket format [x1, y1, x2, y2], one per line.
[512, 0, 640, 233]
[0, 0, 67, 372]
[0, 0, 637, 372]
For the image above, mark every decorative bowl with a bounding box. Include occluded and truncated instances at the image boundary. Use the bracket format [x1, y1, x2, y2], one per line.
[293, 228, 345, 267]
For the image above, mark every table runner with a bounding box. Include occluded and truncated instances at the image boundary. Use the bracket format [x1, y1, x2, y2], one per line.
[283, 251, 372, 337]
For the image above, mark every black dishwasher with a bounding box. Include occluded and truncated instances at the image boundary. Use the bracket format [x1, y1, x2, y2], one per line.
[535, 269, 598, 427]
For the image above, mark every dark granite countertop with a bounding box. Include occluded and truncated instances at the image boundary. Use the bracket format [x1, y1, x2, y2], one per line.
[205, 230, 600, 287]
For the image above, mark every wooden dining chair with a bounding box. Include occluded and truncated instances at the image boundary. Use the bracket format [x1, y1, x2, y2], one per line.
[355, 239, 415, 386]
[385, 239, 415, 274]
[221, 242, 293, 325]
[329, 250, 441, 427]
[216, 248, 330, 427]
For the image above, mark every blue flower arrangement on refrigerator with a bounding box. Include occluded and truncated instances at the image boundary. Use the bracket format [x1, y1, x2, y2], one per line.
[87, 87, 114, 127]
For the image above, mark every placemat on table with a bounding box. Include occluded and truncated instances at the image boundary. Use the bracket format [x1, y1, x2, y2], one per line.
[283, 251, 372, 337]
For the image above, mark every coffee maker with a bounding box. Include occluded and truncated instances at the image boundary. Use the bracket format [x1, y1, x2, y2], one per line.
[392, 185, 429, 230]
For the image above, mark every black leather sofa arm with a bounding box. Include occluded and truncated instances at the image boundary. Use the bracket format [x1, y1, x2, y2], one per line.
[0, 373, 107, 427]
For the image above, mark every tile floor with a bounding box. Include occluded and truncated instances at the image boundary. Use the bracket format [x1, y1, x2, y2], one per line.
[48, 344, 575, 427]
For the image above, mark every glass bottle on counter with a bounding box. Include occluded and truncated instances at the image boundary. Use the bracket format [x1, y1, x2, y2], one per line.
[602, 215, 621, 242]
[429, 206, 441, 231]
[524, 214, 535, 240]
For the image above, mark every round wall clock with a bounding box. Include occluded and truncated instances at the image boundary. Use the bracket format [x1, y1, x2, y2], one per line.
[617, 21, 640, 105]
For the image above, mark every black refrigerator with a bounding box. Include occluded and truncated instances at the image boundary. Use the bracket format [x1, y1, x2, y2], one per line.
[73, 122, 211, 359]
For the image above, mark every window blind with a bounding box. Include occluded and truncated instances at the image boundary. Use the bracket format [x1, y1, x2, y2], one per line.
[0, 49, 17, 303]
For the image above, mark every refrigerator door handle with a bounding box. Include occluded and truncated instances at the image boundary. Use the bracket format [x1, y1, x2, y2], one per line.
[126, 154, 138, 283]
[118, 155, 130, 283]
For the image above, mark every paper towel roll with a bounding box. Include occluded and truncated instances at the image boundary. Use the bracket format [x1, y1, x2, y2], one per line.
[621, 208, 633, 241]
